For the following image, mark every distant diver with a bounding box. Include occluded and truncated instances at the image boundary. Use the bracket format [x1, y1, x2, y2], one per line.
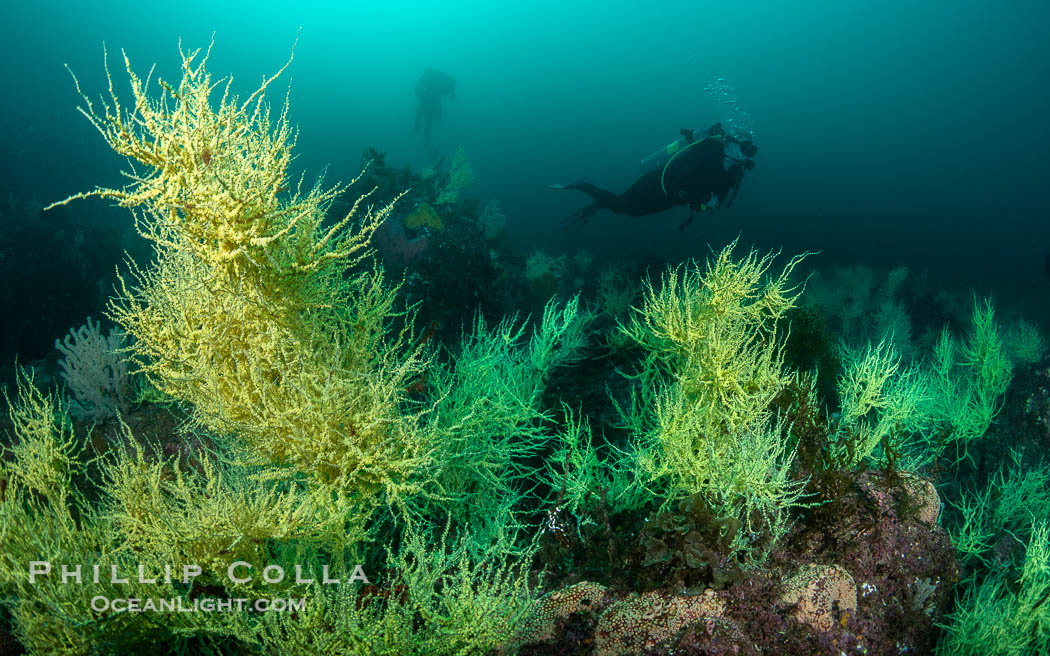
[415, 68, 456, 159]
[552, 123, 757, 231]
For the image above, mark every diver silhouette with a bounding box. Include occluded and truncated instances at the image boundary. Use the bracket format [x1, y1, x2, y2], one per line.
[552, 123, 757, 231]
[415, 68, 456, 159]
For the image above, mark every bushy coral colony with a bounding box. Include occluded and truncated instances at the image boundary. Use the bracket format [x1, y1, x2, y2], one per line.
[2, 44, 1049, 656]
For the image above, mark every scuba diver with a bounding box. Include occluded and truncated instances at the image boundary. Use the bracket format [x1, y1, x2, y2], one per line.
[414, 68, 456, 159]
[552, 123, 757, 231]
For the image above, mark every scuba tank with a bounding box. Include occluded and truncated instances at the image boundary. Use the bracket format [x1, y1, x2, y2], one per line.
[640, 123, 735, 173]
[639, 128, 703, 173]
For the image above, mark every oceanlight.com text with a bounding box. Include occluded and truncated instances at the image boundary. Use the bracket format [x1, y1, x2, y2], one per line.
[90, 596, 306, 613]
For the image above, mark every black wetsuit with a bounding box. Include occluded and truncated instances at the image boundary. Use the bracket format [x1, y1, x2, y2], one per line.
[559, 130, 748, 230]
[415, 69, 456, 157]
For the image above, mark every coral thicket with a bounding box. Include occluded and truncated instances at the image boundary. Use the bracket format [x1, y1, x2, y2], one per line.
[2, 38, 1040, 656]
